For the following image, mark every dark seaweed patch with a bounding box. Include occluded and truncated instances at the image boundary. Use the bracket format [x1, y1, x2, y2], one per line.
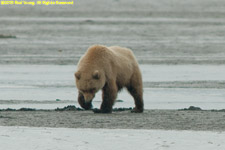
[19, 108, 36, 111]
[0, 34, 16, 38]
[210, 109, 225, 112]
[113, 107, 132, 111]
[0, 105, 133, 113]
[116, 100, 124, 102]
[179, 106, 202, 111]
[55, 105, 83, 111]
[0, 108, 17, 111]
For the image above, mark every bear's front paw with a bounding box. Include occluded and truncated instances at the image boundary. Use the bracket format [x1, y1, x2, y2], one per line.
[93, 108, 112, 114]
[81, 102, 93, 110]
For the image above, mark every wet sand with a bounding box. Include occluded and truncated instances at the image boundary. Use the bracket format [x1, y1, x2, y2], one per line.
[0, 108, 225, 131]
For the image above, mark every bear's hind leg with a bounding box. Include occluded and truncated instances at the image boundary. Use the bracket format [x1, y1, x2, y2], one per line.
[78, 92, 93, 110]
[127, 73, 144, 113]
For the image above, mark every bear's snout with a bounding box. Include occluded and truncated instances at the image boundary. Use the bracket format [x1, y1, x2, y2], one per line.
[83, 93, 95, 102]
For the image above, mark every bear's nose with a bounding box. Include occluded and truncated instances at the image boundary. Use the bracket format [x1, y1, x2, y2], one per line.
[83, 93, 94, 102]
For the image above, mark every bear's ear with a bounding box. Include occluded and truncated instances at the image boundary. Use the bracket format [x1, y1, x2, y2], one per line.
[75, 72, 81, 80]
[92, 70, 100, 79]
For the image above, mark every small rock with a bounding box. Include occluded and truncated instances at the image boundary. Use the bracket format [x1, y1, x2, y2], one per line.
[116, 99, 124, 102]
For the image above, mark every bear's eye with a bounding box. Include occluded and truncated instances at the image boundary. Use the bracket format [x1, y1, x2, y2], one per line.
[80, 90, 86, 93]
[80, 89, 96, 93]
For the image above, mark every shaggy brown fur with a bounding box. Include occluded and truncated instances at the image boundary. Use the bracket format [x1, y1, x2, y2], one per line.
[74, 45, 144, 113]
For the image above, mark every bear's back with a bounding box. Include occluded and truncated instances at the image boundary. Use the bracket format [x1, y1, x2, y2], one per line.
[107, 46, 140, 85]
[77, 45, 139, 76]
[108, 46, 138, 67]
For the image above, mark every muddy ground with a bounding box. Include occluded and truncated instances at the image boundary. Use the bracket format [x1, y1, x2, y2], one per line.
[0, 107, 225, 131]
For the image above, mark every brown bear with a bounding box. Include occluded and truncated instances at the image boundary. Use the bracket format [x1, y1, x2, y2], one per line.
[74, 45, 144, 113]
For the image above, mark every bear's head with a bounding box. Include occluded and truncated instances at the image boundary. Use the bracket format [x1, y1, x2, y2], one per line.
[75, 70, 105, 103]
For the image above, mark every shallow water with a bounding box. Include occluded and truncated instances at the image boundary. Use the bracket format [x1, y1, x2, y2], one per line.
[0, 65, 224, 110]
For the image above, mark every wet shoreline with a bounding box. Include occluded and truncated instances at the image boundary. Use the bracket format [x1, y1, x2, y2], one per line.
[1, 108, 225, 131]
